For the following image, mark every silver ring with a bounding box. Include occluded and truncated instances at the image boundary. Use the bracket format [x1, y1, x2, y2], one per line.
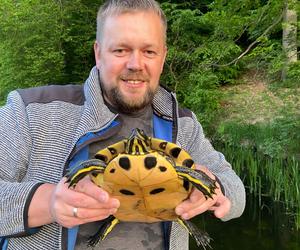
[72, 207, 78, 218]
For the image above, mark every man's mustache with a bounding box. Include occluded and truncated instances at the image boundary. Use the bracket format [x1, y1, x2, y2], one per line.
[120, 72, 150, 82]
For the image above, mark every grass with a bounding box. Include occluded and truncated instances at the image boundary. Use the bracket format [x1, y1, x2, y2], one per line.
[214, 141, 300, 229]
[209, 70, 300, 229]
[217, 70, 300, 126]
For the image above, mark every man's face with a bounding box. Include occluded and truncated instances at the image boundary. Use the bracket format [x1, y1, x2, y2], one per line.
[94, 11, 167, 113]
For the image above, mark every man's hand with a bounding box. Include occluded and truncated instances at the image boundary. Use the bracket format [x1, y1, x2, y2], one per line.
[175, 165, 231, 220]
[28, 177, 120, 228]
[49, 177, 120, 228]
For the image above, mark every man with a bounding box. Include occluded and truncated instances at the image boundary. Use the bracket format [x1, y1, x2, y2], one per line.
[0, 0, 245, 249]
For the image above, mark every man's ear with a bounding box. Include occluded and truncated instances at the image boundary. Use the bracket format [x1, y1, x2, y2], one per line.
[94, 41, 101, 70]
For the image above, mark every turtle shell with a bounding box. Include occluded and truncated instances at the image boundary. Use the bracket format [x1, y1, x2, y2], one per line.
[92, 147, 193, 223]
[65, 128, 215, 248]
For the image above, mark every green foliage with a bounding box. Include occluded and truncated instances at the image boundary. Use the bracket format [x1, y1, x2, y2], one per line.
[0, 0, 298, 230]
[0, 0, 65, 100]
[61, 0, 103, 82]
[0, 0, 294, 115]
[0, 0, 102, 101]
[283, 62, 300, 87]
[160, 2, 245, 128]
[215, 115, 300, 158]
[216, 141, 300, 228]
[206, 0, 288, 84]
[0, 0, 298, 154]
[159, 0, 290, 129]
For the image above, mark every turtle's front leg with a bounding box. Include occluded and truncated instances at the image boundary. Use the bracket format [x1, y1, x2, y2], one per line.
[175, 166, 217, 199]
[65, 159, 106, 188]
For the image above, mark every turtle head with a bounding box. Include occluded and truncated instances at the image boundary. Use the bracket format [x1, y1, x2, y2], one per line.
[125, 128, 151, 155]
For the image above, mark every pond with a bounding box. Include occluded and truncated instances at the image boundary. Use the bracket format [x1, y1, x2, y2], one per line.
[190, 195, 300, 250]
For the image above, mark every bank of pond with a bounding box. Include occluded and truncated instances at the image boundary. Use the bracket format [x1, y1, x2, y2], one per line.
[190, 143, 299, 249]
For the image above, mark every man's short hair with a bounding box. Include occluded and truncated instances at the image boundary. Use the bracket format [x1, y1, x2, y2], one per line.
[96, 0, 167, 43]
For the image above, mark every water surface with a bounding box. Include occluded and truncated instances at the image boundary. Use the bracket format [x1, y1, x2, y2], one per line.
[190, 196, 300, 250]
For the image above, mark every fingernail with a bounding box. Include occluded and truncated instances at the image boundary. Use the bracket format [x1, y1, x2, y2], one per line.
[110, 208, 117, 214]
[112, 199, 120, 208]
[182, 213, 189, 220]
[100, 192, 108, 202]
[176, 207, 183, 215]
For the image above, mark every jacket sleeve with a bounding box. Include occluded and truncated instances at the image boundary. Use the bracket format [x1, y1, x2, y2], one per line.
[177, 111, 246, 221]
[0, 91, 43, 237]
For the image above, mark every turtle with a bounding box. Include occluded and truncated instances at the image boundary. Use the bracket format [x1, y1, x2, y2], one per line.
[65, 128, 217, 249]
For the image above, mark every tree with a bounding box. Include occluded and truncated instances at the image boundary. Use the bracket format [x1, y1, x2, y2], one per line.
[160, 0, 286, 130]
[0, 0, 102, 102]
[61, 0, 103, 83]
[282, 0, 298, 80]
[0, 0, 66, 101]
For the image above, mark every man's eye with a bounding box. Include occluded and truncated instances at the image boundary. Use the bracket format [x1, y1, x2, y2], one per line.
[113, 49, 127, 56]
[144, 50, 157, 58]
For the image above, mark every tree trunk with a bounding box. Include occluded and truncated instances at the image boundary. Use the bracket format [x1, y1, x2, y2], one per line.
[282, 0, 298, 80]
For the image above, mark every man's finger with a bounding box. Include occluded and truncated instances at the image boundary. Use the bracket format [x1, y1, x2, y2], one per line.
[212, 198, 231, 218]
[72, 176, 109, 203]
[68, 206, 117, 220]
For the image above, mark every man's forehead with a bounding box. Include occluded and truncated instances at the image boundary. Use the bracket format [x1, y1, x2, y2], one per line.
[101, 11, 165, 45]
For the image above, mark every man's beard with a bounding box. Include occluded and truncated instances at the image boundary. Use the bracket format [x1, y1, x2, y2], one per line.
[103, 85, 157, 114]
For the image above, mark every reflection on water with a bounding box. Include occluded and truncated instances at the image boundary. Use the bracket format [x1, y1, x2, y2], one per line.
[190, 195, 300, 250]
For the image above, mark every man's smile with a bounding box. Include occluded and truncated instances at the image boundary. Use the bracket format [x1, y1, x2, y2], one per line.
[120, 76, 149, 88]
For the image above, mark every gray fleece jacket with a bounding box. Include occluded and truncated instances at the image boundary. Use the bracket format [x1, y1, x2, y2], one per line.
[0, 67, 245, 250]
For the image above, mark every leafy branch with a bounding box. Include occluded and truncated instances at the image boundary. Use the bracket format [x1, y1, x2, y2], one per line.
[214, 12, 283, 67]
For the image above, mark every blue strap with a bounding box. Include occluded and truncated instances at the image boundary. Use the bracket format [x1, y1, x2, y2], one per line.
[0, 238, 8, 250]
[153, 114, 173, 142]
[162, 221, 172, 250]
[67, 141, 90, 172]
[153, 114, 173, 250]
[67, 227, 79, 250]
[75, 120, 119, 149]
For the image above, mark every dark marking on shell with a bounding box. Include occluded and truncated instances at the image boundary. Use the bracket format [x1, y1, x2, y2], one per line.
[120, 189, 135, 195]
[183, 159, 194, 168]
[183, 179, 190, 191]
[119, 157, 131, 170]
[144, 156, 157, 169]
[95, 154, 107, 162]
[159, 166, 167, 172]
[91, 172, 98, 178]
[108, 147, 117, 155]
[150, 188, 165, 195]
[159, 142, 167, 150]
[170, 147, 181, 158]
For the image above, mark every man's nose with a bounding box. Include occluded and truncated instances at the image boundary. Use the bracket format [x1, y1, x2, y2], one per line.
[127, 51, 143, 71]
